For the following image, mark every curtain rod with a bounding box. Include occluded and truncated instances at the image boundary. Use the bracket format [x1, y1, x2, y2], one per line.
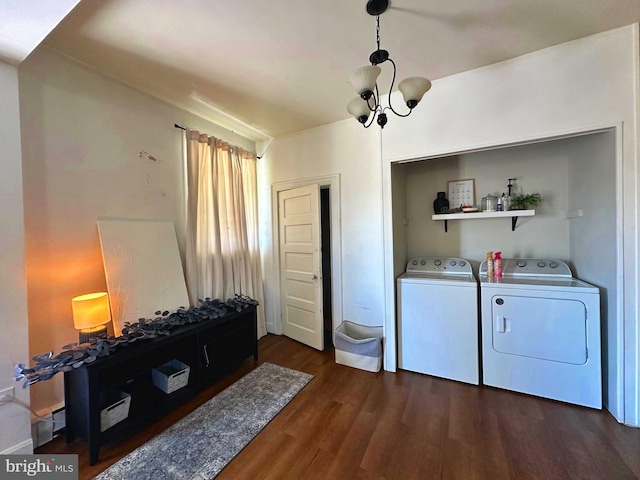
[175, 123, 262, 159]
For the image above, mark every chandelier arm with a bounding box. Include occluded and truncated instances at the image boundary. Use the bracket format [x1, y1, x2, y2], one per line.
[363, 111, 378, 128]
[362, 92, 380, 128]
[365, 89, 379, 112]
[368, 83, 381, 111]
[385, 58, 412, 118]
[385, 105, 412, 118]
[388, 57, 397, 96]
[365, 86, 381, 128]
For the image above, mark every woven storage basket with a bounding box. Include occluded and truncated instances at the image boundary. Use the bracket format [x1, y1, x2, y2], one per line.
[100, 391, 131, 432]
[152, 359, 190, 394]
[335, 321, 383, 372]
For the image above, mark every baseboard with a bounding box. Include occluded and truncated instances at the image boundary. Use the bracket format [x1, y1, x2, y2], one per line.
[0, 438, 33, 455]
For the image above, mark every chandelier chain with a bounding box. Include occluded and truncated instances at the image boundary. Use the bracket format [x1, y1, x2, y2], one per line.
[376, 15, 381, 52]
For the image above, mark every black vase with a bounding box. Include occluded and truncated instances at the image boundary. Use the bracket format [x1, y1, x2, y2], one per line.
[433, 192, 449, 214]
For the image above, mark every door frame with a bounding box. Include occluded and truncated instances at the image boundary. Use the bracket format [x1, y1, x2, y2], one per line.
[270, 174, 342, 341]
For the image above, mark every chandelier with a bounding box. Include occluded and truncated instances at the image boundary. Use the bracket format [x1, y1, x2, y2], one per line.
[347, 0, 432, 128]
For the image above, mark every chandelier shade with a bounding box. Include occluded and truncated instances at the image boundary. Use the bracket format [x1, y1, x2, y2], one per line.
[398, 77, 432, 108]
[348, 65, 381, 98]
[346, 0, 432, 129]
[347, 97, 372, 124]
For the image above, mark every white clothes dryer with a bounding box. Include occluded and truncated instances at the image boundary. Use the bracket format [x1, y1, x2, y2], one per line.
[479, 258, 602, 409]
[397, 257, 479, 385]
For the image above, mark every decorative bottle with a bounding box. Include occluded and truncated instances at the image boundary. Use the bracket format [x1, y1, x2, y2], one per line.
[486, 251, 494, 277]
[495, 252, 503, 277]
[433, 192, 449, 214]
[502, 193, 511, 211]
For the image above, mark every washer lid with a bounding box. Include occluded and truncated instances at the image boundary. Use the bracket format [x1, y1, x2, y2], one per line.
[398, 271, 477, 285]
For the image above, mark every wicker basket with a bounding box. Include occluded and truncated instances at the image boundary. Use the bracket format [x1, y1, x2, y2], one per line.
[152, 359, 190, 394]
[335, 321, 383, 372]
[100, 391, 131, 432]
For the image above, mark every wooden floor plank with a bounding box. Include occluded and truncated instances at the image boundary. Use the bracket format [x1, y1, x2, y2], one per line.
[360, 397, 406, 475]
[37, 334, 640, 480]
[324, 408, 379, 479]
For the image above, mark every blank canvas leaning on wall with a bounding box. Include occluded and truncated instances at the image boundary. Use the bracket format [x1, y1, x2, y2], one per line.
[97, 218, 190, 335]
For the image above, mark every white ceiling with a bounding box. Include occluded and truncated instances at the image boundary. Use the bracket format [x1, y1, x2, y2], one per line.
[0, 0, 80, 64]
[32, 0, 640, 140]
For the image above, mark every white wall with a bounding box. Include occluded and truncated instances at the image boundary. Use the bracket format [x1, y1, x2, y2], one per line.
[381, 25, 638, 424]
[0, 60, 32, 454]
[391, 163, 407, 278]
[258, 121, 383, 333]
[18, 47, 254, 412]
[566, 130, 619, 413]
[401, 138, 573, 265]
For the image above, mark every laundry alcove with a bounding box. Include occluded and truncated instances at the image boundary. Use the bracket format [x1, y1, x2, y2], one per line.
[390, 129, 619, 415]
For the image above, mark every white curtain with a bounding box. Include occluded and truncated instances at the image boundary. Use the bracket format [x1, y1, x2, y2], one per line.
[184, 130, 266, 338]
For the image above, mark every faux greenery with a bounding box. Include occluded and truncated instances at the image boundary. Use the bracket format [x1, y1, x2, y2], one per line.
[14, 294, 259, 388]
[511, 192, 542, 210]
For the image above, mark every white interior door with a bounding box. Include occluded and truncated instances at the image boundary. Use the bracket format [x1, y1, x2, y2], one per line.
[279, 184, 323, 350]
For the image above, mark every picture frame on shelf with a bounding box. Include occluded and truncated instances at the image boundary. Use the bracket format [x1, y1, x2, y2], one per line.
[448, 179, 476, 208]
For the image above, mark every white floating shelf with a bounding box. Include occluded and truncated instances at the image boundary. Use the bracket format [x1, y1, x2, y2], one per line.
[432, 210, 535, 231]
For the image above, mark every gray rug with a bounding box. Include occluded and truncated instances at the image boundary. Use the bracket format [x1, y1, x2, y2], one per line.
[94, 362, 313, 480]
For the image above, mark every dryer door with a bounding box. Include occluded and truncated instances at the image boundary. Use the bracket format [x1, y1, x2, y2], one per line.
[490, 295, 587, 365]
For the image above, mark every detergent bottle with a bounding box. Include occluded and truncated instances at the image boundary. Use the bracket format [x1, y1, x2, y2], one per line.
[495, 252, 503, 277]
[486, 251, 494, 277]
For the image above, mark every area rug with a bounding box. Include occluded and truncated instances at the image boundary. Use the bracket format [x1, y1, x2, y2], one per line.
[94, 362, 313, 480]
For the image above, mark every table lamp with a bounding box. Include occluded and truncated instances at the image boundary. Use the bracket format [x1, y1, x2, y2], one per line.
[72, 292, 111, 343]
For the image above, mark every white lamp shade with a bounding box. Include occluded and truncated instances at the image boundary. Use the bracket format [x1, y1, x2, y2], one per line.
[347, 97, 372, 121]
[72, 292, 111, 330]
[348, 65, 381, 94]
[398, 77, 432, 104]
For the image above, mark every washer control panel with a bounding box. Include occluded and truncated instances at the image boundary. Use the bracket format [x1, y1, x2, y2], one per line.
[406, 257, 473, 274]
[479, 258, 572, 277]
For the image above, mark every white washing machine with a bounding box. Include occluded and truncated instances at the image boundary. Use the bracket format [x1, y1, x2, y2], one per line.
[397, 256, 479, 385]
[480, 258, 602, 409]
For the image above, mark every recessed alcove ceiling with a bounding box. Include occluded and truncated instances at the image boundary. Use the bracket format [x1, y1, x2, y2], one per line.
[38, 0, 640, 140]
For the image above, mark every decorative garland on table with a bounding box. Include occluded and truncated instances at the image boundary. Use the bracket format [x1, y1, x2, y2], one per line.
[14, 294, 259, 389]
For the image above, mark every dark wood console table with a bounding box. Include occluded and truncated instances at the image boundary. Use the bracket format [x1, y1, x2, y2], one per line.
[64, 306, 257, 465]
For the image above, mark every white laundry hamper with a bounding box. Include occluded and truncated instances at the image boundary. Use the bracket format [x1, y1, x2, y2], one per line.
[334, 321, 383, 372]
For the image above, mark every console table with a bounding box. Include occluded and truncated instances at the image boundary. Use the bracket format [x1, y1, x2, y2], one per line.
[64, 306, 257, 465]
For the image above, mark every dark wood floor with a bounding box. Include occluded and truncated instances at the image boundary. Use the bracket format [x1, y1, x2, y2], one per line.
[38, 334, 640, 480]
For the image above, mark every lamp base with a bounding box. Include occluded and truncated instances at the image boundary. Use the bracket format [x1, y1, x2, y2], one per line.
[79, 325, 107, 344]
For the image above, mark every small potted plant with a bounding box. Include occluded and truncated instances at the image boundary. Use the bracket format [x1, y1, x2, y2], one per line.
[510, 192, 542, 210]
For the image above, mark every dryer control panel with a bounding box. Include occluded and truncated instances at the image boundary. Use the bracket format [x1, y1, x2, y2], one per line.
[406, 257, 473, 274]
[479, 258, 572, 277]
